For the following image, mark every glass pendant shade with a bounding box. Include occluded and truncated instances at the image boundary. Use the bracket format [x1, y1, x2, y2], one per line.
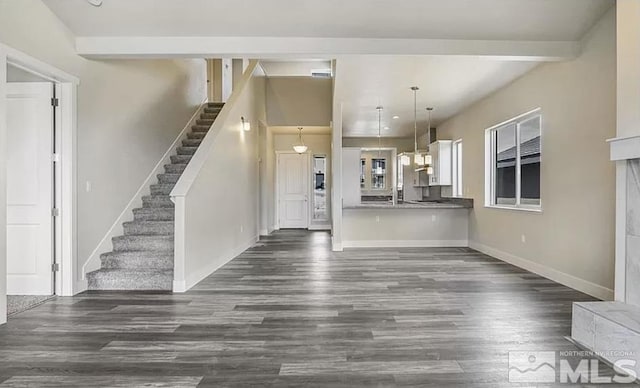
[414, 153, 425, 166]
[424, 154, 433, 165]
[376, 166, 383, 175]
[293, 145, 308, 154]
[401, 155, 411, 166]
[427, 166, 434, 175]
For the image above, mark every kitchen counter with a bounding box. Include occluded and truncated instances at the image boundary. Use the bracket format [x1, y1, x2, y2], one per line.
[343, 200, 471, 210]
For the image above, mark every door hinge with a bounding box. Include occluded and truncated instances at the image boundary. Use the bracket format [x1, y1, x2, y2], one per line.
[51, 263, 60, 272]
[51, 208, 60, 217]
[52, 153, 60, 163]
[51, 97, 59, 107]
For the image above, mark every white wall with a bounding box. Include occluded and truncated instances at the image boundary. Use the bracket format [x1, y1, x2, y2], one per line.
[343, 137, 415, 153]
[172, 62, 266, 291]
[436, 7, 616, 299]
[0, 0, 207, 295]
[343, 208, 469, 247]
[266, 77, 333, 126]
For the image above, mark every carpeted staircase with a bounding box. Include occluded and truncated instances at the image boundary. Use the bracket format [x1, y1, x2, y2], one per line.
[86, 102, 224, 291]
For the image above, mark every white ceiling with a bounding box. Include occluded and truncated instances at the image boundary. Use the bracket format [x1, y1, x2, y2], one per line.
[44, 0, 612, 41]
[335, 56, 538, 137]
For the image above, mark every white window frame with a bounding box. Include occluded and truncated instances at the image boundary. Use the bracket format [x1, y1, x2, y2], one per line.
[452, 139, 463, 197]
[484, 108, 542, 212]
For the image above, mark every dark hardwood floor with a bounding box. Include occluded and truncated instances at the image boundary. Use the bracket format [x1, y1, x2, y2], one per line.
[0, 230, 622, 387]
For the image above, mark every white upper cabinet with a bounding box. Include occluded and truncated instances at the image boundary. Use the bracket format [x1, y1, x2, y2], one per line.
[428, 140, 453, 186]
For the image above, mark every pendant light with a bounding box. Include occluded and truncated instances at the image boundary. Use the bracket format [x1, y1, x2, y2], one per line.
[376, 106, 384, 175]
[411, 86, 425, 166]
[293, 127, 308, 154]
[424, 107, 434, 166]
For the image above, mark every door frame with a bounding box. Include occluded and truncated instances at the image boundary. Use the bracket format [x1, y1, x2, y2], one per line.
[0, 44, 79, 324]
[275, 151, 311, 230]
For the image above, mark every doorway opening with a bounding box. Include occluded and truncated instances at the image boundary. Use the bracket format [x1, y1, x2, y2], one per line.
[1, 45, 78, 322]
[276, 152, 310, 229]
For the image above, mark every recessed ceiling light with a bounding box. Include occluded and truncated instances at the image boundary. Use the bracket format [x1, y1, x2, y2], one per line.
[87, 0, 103, 7]
[384, 126, 390, 130]
[392, 115, 400, 119]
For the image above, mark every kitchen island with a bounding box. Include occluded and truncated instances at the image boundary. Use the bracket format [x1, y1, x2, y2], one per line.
[342, 200, 472, 248]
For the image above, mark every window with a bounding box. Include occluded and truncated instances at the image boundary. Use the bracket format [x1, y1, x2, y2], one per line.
[486, 110, 541, 210]
[452, 139, 463, 197]
[371, 158, 386, 189]
[313, 156, 328, 221]
[360, 159, 366, 188]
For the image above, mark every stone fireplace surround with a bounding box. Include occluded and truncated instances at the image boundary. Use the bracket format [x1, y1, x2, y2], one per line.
[572, 134, 640, 377]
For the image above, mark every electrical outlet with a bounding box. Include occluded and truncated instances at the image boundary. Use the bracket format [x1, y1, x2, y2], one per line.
[521, 234, 526, 243]
[375, 216, 380, 222]
[431, 215, 437, 222]
[85, 181, 92, 192]
[240, 225, 244, 233]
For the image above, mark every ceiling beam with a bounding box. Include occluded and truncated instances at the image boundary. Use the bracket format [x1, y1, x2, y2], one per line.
[76, 36, 581, 61]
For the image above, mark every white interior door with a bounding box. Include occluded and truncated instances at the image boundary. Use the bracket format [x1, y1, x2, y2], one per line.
[278, 153, 309, 229]
[6, 82, 54, 295]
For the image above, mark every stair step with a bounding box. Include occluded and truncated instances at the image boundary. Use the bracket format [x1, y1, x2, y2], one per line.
[142, 194, 174, 208]
[196, 119, 214, 126]
[170, 155, 192, 164]
[157, 173, 181, 184]
[191, 125, 211, 132]
[200, 113, 219, 120]
[123, 220, 174, 236]
[133, 207, 174, 221]
[112, 235, 173, 252]
[176, 146, 198, 156]
[182, 138, 203, 147]
[207, 102, 225, 108]
[187, 132, 206, 140]
[150, 183, 175, 195]
[204, 107, 223, 114]
[100, 251, 174, 270]
[87, 269, 173, 290]
[164, 163, 187, 174]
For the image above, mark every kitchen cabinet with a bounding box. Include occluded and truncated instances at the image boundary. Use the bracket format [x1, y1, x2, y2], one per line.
[428, 140, 452, 186]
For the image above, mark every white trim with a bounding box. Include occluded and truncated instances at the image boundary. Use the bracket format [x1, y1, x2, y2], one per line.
[484, 205, 543, 213]
[614, 161, 627, 302]
[0, 46, 7, 324]
[173, 234, 258, 293]
[343, 240, 468, 248]
[607, 134, 640, 161]
[308, 224, 331, 231]
[2, 43, 79, 85]
[75, 36, 581, 61]
[469, 241, 614, 301]
[81, 99, 207, 278]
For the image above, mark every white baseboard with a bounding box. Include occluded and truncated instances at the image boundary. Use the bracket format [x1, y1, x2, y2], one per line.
[259, 228, 269, 236]
[80, 99, 207, 280]
[173, 234, 259, 293]
[309, 223, 331, 231]
[469, 241, 614, 301]
[343, 240, 469, 248]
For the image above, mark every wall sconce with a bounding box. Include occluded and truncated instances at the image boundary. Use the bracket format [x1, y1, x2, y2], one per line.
[241, 116, 250, 132]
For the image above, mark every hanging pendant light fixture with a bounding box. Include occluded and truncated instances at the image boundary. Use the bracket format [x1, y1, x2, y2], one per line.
[411, 87, 425, 166]
[376, 106, 384, 175]
[424, 107, 434, 166]
[293, 127, 308, 154]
